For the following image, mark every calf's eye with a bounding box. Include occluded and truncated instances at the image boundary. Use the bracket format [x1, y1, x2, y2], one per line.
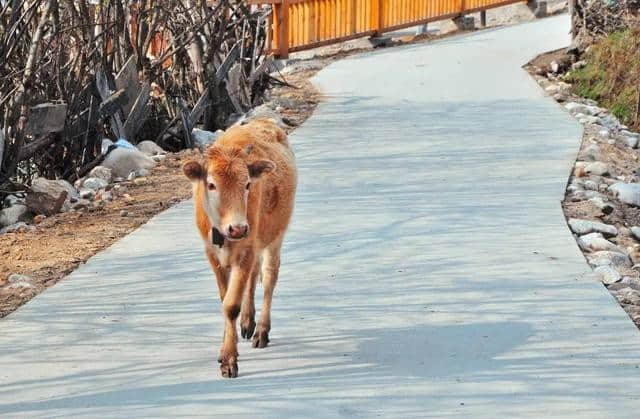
[207, 183, 216, 191]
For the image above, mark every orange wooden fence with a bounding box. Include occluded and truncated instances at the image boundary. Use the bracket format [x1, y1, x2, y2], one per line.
[250, 0, 525, 57]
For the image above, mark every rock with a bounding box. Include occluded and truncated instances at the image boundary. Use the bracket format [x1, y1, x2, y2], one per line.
[598, 128, 611, 138]
[82, 177, 109, 191]
[584, 144, 600, 160]
[120, 210, 129, 217]
[242, 104, 286, 128]
[33, 214, 46, 224]
[127, 171, 137, 181]
[3, 194, 25, 207]
[553, 92, 568, 102]
[587, 250, 631, 269]
[137, 140, 166, 156]
[571, 60, 587, 70]
[631, 227, 640, 242]
[626, 136, 639, 149]
[594, 265, 622, 285]
[152, 155, 166, 162]
[71, 198, 91, 210]
[578, 115, 600, 125]
[615, 288, 640, 306]
[568, 218, 617, 237]
[96, 191, 112, 202]
[101, 147, 156, 178]
[31, 178, 78, 208]
[583, 180, 598, 190]
[588, 196, 614, 215]
[8, 273, 32, 284]
[565, 102, 602, 116]
[192, 128, 223, 149]
[545, 84, 560, 94]
[621, 130, 639, 138]
[5, 274, 34, 289]
[598, 114, 621, 130]
[135, 168, 150, 177]
[25, 191, 67, 216]
[550, 60, 560, 73]
[88, 166, 112, 183]
[583, 162, 610, 176]
[101, 138, 114, 154]
[79, 188, 95, 200]
[609, 183, 640, 206]
[578, 233, 624, 253]
[0, 222, 35, 234]
[0, 204, 28, 227]
[113, 177, 124, 183]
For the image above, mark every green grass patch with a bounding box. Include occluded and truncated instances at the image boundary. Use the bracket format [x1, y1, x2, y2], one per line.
[567, 29, 640, 130]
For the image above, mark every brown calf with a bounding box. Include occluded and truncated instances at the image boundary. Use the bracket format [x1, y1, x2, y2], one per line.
[183, 119, 297, 378]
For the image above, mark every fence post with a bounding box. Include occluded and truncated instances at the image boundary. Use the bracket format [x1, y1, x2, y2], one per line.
[375, 0, 384, 36]
[277, 0, 290, 59]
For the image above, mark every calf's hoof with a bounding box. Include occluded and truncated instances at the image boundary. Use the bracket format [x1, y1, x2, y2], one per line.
[240, 317, 256, 340]
[220, 356, 238, 378]
[252, 329, 270, 348]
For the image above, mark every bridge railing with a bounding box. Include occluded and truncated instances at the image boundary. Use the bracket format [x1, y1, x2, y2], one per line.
[250, 0, 526, 57]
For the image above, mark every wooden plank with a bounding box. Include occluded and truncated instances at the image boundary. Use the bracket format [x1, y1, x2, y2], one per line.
[309, 0, 316, 42]
[189, 88, 212, 127]
[226, 64, 245, 114]
[26, 103, 68, 136]
[96, 68, 125, 138]
[123, 81, 151, 141]
[114, 55, 139, 115]
[98, 89, 129, 120]
[215, 42, 241, 83]
[178, 99, 194, 149]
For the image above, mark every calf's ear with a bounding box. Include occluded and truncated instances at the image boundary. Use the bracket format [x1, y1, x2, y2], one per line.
[183, 160, 204, 181]
[248, 160, 275, 179]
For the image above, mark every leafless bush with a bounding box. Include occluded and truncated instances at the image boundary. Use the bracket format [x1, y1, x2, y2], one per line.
[0, 0, 274, 197]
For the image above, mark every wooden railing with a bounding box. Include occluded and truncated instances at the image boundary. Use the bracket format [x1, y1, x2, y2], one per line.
[250, 0, 526, 57]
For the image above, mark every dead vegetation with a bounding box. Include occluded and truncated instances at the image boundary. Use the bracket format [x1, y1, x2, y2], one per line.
[0, 0, 276, 201]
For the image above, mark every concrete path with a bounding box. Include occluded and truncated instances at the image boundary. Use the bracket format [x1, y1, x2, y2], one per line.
[2, 15, 640, 418]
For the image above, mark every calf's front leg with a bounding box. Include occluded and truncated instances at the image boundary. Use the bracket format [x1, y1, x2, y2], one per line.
[219, 260, 254, 378]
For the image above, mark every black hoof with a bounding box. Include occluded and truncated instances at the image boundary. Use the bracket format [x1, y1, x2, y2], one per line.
[241, 318, 256, 340]
[220, 357, 238, 378]
[252, 330, 269, 348]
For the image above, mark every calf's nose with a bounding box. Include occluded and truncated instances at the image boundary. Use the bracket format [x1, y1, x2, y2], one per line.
[228, 224, 249, 238]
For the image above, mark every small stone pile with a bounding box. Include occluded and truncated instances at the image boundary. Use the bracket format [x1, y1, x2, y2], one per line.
[0, 140, 167, 236]
[534, 68, 640, 324]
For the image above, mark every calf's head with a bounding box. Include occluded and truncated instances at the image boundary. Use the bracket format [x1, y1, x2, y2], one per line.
[183, 146, 274, 240]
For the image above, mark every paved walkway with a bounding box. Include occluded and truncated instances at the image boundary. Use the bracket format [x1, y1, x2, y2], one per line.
[2, 15, 640, 418]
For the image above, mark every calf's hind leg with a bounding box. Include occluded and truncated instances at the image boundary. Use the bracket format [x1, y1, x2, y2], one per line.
[253, 242, 282, 349]
[240, 261, 259, 339]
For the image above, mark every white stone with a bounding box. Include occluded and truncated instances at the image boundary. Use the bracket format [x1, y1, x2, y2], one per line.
[88, 166, 112, 183]
[82, 177, 109, 191]
[564, 102, 602, 116]
[626, 136, 639, 149]
[587, 251, 631, 269]
[192, 128, 223, 149]
[0, 204, 28, 227]
[137, 141, 166, 156]
[102, 147, 156, 178]
[594, 265, 622, 285]
[0, 222, 34, 234]
[609, 183, 640, 206]
[568, 218, 617, 237]
[598, 129, 611, 138]
[583, 162, 609, 176]
[79, 189, 95, 200]
[578, 233, 624, 253]
[31, 178, 78, 202]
